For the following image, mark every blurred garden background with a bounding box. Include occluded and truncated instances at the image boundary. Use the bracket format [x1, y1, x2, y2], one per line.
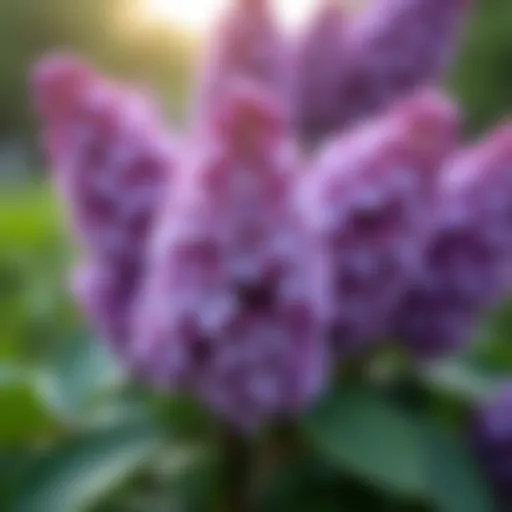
[1, 0, 512, 511]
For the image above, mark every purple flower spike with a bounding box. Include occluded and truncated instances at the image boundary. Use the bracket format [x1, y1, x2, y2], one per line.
[32, 55, 177, 348]
[293, 0, 348, 141]
[335, 0, 471, 132]
[472, 384, 512, 507]
[301, 88, 460, 353]
[393, 122, 512, 359]
[195, 0, 291, 125]
[131, 84, 328, 429]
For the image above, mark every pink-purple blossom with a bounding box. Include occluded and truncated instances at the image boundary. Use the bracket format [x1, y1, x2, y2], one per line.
[32, 55, 177, 349]
[131, 85, 327, 428]
[393, 122, 512, 358]
[31, 0, 512, 431]
[300, 89, 460, 352]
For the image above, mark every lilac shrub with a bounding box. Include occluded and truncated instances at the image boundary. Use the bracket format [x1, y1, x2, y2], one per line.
[32, 0, 510, 436]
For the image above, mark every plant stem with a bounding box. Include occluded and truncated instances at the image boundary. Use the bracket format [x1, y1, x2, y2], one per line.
[220, 425, 254, 512]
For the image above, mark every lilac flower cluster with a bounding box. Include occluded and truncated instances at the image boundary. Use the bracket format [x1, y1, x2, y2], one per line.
[33, 54, 177, 351]
[301, 89, 460, 353]
[205, 0, 471, 139]
[331, 0, 470, 135]
[132, 86, 328, 428]
[32, 0, 512, 430]
[393, 125, 512, 358]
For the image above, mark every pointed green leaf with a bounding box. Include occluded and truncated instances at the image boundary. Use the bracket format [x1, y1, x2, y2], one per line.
[44, 335, 125, 419]
[10, 419, 164, 512]
[302, 387, 426, 496]
[426, 424, 495, 512]
[423, 357, 499, 402]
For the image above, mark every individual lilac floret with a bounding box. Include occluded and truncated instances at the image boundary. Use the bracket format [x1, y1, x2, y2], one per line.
[293, 0, 347, 141]
[300, 89, 460, 353]
[131, 84, 328, 429]
[393, 123, 512, 358]
[32, 55, 177, 347]
[335, 0, 471, 131]
[195, 0, 291, 124]
[472, 383, 512, 507]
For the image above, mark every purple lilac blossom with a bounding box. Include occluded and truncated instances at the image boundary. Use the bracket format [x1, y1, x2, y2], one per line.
[32, 54, 176, 349]
[393, 122, 512, 358]
[300, 88, 460, 353]
[131, 84, 328, 429]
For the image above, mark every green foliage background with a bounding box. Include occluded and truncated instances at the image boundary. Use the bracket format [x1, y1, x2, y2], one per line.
[0, 0, 511, 510]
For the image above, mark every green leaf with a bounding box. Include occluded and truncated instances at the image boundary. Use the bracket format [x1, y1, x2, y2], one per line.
[43, 334, 125, 419]
[0, 365, 54, 446]
[0, 450, 37, 506]
[151, 393, 216, 439]
[426, 424, 495, 512]
[423, 357, 499, 402]
[472, 300, 512, 372]
[169, 447, 224, 512]
[10, 419, 164, 512]
[302, 386, 426, 496]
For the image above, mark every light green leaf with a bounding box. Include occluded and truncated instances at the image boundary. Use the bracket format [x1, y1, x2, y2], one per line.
[0, 364, 54, 446]
[302, 387, 426, 496]
[43, 334, 125, 419]
[423, 357, 499, 401]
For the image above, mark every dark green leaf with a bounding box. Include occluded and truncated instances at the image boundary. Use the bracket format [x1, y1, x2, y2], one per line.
[302, 387, 426, 496]
[426, 424, 495, 512]
[169, 448, 224, 512]
[150, 393, 216, 439]
[258, 454, 345, 512]
[10, 419, 164, 512]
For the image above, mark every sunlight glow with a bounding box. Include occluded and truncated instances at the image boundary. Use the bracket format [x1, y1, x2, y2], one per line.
[141, 0, 225, 31]
[138, 0, 319, 33]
